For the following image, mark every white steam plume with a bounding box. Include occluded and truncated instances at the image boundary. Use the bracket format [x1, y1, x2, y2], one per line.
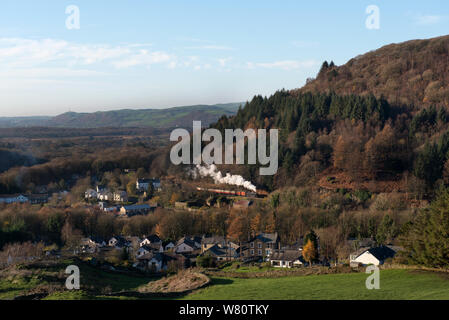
[193, 164, 257, 192]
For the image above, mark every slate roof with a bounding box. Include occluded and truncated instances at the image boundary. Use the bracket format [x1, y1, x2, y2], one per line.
[142, 234, 162, 243]
[176, 237, 196, 248]
[354, 245, 397, 261]
[250, 232, 279, 244]
[205, 244, 238, 258]
[122, 204, 151, 211]
[201, 235, 226, 245]
[270, 249, 304, 262]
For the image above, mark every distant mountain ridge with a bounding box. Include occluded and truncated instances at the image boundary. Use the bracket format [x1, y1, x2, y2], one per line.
[0, 103, 242, 128]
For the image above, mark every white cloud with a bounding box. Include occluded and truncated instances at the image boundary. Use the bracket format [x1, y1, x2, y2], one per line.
[112, 50, 173, 69]
[247, 60, 318, 71]
[0, 37, 176, 75]
[0, 67, 107, 79]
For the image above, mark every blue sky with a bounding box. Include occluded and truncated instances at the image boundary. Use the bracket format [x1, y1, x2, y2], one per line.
[0, 0, 448, 116]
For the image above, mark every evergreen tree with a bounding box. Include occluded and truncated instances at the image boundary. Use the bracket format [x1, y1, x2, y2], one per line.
[376, 214, 395, 245]
[401, 188, 449, 268]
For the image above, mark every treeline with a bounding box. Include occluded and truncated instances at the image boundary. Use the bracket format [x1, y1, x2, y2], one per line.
[214, 91, 393, 133]
[0, 126, 169, 139]
[0, 146, 175, 194]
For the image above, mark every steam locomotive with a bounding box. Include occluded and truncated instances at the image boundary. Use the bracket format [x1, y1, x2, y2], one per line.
[196, 187, 267, 198]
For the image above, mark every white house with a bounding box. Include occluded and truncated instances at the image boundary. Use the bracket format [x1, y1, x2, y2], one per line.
[97, 191, 113, 201]
[108, 236, 129, 249]
[350, 246, 397, 266]
[269, 250, 304, 268]
[140, 235, 162, 247]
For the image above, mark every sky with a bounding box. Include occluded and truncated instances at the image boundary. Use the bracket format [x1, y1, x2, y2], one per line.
[0, 0, 448, 117]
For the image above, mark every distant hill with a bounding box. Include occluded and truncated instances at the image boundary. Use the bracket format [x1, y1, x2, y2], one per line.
[0, 103, 242, 128]
[0, 116, 52, 128]
[297, 34, 449, 109]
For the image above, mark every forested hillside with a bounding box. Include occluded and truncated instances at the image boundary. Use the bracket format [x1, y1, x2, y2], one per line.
[212, 35, 449, 197]
[297, 35, 449, 108]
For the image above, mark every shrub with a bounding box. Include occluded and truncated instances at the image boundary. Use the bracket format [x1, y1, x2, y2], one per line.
[196, 255, 216, 268]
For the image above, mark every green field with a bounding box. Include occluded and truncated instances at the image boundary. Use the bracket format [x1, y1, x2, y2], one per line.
[3, 259, 449, 300]
[182, 269, 449, 300]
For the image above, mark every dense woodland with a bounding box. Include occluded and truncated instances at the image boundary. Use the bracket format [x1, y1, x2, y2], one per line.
[213, 90, 449, 196]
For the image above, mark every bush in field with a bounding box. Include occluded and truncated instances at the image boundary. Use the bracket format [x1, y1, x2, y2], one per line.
[197, 255, 216, 268]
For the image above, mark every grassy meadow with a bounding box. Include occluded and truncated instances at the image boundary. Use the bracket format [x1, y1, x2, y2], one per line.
[181, 269, 449, 300]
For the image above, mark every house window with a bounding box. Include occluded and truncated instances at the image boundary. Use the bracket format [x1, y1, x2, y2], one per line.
[250, 242, 254, 248]
[250, 249, 254, 255]
[258, 249, 262, 255]
[266, 249, 271, 255]
[258, 243, 262, 249]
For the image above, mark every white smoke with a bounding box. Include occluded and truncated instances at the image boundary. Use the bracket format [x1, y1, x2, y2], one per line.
[193, 164, 257, 192]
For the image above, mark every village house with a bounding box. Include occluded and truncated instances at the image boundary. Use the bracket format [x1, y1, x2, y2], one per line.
[133, 252, 185, 272]
[202, 244, 239, 262]
[80, 237, 107, 253]
[175, 237, 199, 254]
[97, 191, 113, 202]
[136, 178, 162, 192]
[98, 202, 120, 213]
[136, 244, 163, 258]
[108, 236, 130, 249]
[140, 235, 162, 247]
[119, 204, 153, 217]
[245, 232, 280, 259]
[113, 190, 128, 203]
[269, 249, 305, 268]
[201, 235, 239, 253]
[201, 235, 227, 253]
[163, 241, 175, 252]
[350, 245, 398, 266]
